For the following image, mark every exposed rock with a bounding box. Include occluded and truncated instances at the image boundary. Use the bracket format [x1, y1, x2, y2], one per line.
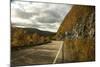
[55, 5, 95, 62]
[55, 5, 95, 40]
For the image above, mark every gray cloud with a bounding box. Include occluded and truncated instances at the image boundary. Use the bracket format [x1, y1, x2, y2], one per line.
[44, 10, 61, 18]
[11, 1, 72, 32]
[16, 9, 32, 19]
[14, 8, 39, 19]
[12, 23, 41, 28]
[34, 4, 71, 24]
[36, 15, 60, 23]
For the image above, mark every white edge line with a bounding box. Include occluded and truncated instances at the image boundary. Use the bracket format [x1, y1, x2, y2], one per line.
[53, 41, 63, 64]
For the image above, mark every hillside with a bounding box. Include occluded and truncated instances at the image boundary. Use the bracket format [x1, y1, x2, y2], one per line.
[11, 27, 56, 48]
[55, 5, 95, 40]
[55, 5, 95, 62]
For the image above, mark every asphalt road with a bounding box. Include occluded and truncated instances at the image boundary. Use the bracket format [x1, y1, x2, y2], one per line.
[11, 41, 63, 66]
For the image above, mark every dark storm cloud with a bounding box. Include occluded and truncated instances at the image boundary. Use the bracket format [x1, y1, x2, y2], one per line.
[36, 15, 60, 23]
[37, 10, 62, 23]
[35, 9, 63, 23]
[34, 4, 71, 24]
[44, 10, 61, 18]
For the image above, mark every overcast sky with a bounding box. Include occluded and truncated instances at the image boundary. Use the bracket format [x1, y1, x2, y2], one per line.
[11, 1, 72, 32]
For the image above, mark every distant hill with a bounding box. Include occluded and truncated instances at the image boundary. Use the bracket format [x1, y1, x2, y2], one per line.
[12, 27, 56, 36]
[11, 27, 56, 48]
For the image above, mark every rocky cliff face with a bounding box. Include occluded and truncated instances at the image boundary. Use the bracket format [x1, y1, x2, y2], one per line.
[55, 5, 95, 62]
[55, 5, 95, 40]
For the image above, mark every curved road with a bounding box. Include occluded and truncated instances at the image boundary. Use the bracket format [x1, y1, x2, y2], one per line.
[11, 41, 63, 66]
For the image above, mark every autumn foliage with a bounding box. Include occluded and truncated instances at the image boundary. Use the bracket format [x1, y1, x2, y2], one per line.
[11, 27, 52, 48]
